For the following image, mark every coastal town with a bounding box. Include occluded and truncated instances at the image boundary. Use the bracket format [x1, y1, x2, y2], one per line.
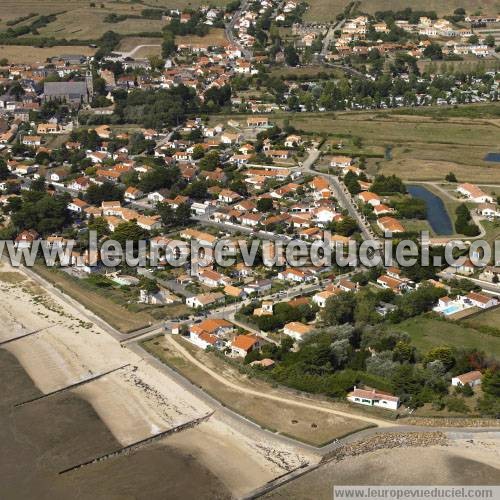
[0, 1, 500, 498]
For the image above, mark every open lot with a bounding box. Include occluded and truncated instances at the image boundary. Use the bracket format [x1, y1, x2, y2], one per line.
[117, 36, 162, 52]
[463, 306, 500, 333]
[176, 28, 228, 47]
[143, 335, 373, 446]
[0, 45, 96, 64]
[303, 0, 348, 22]
[390, 316, 500, 357]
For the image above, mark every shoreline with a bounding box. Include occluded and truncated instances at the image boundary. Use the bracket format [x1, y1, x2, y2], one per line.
[0, 262, 318, 497]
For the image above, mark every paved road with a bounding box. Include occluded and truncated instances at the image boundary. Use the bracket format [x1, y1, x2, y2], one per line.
[299, 148, 375, 241]
[320, 16, 346, 57]
[225, 0, 253, 60]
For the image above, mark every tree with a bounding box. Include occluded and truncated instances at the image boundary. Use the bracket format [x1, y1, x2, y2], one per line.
[257, 198, 273, 212]
[199, 150, 220, 171]
[455, 204, 480, 236]
[334, 216, 358, 237]
[393, 340, 415, 363]
[85, 182, 124, 205]
[284, 44, 299, 66]
[88, 216, 110, 239]
[176, 202, 191, 226]
[344, 170, 361, 195]
[162, 31, 177, 58]
[112, 221, 148, 246]
[141, 277, 160, 294]
[157, 203, 176, 227]
[445, 172, 457, 182]
[371, 174, 406, 195]
[0, 159, 9, 181]
[10, 191, 71, 236]
[192, 144, 205, 160]
[424, 346, 455, 371]
[485, 34, 496, 48]
[423, 44, 443, 60]
[468, 34, 479, 45]
[322, 292, 356, 325]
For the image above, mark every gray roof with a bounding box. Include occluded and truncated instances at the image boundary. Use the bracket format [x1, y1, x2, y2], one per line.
[44, 81, 88, 97]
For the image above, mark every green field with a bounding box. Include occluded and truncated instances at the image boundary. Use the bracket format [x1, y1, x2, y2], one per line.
[356, 0, 500, 16]
[390, 316, 500, 357]
[0, 0, 229, 40]
[464, 306, 500, 333]
[304, 0, 500, 22]
[212, 106, 500, 182]
[276, 108, 500, 183]
[304, 0, 349, 22]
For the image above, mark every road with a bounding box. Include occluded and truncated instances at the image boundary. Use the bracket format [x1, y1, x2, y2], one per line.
[164, 334, 393, 427]
[299, 148, 375, 241]
[117, 44, 161, 59]
[225, 0, 253, 60]
[320, 16, 346, 57]
[192, 213, 292, 242]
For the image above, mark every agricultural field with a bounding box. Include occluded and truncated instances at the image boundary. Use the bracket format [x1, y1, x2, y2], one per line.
[36, 7, 166, 41]
[390, 316, 500, 357]
[0, 45, 96, 64]
[0, 0, 229, 33]
[303, 0, 348, 22]
[356, 0, 499, 16]
[417, 57, 500, 74]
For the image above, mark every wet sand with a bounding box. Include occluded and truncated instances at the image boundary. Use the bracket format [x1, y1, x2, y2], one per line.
[0, 264, 316, 497]
[0, 348, 230, 500]
[264, 444, 500, 499]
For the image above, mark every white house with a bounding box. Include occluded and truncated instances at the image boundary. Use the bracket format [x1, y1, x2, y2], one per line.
[124, 186, 144, 201]
[358, 191, 381, 207]
[456, 183, 493, 203]
[186, 292, 224, 309]
[283, 322, 313, 342]
[465, 291, 498, 309]
[451, 370, 482, 387]
[330, 155, 352, 168]
[478, 203, 500, 218]
[347, 386, 400, 410]
[68, 198, 89, 214]
[312, 289, 338, 308]
[243, 279, 272, 295]
[198, 268, 231, 288]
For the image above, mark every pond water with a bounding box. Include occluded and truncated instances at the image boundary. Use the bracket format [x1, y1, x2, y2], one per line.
[407, 185, 454, 236]
[484, 153, 500, 163]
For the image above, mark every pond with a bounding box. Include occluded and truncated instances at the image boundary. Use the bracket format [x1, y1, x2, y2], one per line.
[406, 185, 454, 236]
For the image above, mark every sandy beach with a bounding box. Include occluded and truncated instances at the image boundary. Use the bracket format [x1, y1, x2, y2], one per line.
[0, 263, 317, 497]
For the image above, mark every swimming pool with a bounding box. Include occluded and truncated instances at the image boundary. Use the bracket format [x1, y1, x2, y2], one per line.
[441, 305, 461, 316]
